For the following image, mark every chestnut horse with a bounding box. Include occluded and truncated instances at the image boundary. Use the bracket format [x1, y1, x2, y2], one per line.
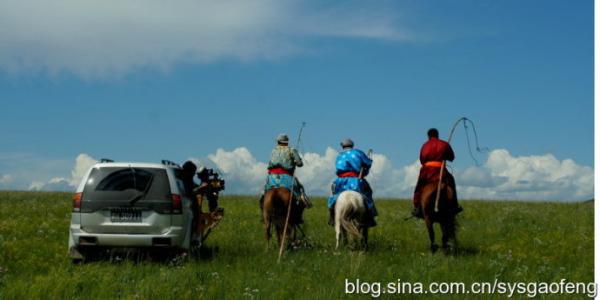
[420, 182, 457, 253]
[262, 187, 304, 249]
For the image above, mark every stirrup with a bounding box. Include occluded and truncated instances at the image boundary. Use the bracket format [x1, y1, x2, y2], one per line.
[454, 206, 463, 214]
[301, 194, 313, 208]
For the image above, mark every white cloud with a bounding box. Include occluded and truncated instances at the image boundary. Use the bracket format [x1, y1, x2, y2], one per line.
[295, 147, 338, 195]
[69, 154, 98, 186]
[27, 181, 44, 191]
[0, 0, 410, 78]
[191, 147, 337, 196]
[29, 177, 72, 192]
[190, 147, 593, 201]
[205, 147, 268, 195]
[27, 153, 97, 192]
[0, 174, 14, 190]
[3, 148, 593, 201]
[0, 174, 13, 184]
[457, 149, 594, 201]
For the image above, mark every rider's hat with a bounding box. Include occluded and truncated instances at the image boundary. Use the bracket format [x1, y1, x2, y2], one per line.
[340, 138, 354, 148]
[277, 134, 289, 144]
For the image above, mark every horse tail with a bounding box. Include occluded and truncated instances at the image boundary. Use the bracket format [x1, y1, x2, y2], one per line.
[263, 190, 274, 246]
[444, 184, 458, 235]
[341, 216, 360, 238]
[335, 193, 361, 238]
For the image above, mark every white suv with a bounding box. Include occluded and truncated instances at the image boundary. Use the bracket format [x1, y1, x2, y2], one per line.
[68, 160, 194, 261]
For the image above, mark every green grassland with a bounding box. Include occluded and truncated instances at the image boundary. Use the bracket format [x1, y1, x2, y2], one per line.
[0, 191, 594, 299]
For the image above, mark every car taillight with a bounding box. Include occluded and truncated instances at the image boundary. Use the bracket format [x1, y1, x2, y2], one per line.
[73, 193, 82, 212]
[171, 194, 182, 214]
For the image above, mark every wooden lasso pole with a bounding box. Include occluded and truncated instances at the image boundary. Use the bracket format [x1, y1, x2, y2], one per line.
[434, 117, 466, 213]
[278, 122, 306, 263]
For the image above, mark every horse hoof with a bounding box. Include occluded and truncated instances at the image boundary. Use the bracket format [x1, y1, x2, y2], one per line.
[442, 244, 456, 256]
[430, 244, 439, 253]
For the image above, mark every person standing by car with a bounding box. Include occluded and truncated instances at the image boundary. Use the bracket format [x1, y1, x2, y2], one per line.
[195, 167, 224, 213]
[182, 161, 199, 227]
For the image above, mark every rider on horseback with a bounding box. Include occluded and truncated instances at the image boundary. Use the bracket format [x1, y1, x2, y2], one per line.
[412, 128, 463, 218]
[260, 134, 312, 222]
[328, 138, 377, 227]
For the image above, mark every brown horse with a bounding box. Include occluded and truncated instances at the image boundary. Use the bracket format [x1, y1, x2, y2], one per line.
[262, 187, 304, 249]
[420, 182, 457, 253]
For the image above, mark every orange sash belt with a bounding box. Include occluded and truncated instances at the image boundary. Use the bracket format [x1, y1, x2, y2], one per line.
[424, 161, 443, 168]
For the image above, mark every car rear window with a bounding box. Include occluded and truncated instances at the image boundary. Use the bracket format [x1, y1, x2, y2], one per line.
[82, 167, 171, 202]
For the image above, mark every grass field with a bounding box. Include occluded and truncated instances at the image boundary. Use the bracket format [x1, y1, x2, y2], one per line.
[0, 191, 594, 299]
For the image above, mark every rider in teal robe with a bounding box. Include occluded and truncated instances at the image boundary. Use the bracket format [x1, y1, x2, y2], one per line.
[260, 134, 311, 223]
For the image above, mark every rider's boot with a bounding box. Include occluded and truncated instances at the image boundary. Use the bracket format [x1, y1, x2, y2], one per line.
[454, 205, 463, 215]
[301, 192, 313, 209]
[411, 205, 424, 219]
[365, 210, 377, 227]
[451, 195, 463, 215]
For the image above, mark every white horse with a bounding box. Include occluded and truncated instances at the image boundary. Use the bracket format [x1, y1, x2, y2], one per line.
[335, 190, 369, 250]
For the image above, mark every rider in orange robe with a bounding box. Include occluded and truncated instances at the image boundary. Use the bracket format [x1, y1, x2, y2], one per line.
[412, 128, 463, 218]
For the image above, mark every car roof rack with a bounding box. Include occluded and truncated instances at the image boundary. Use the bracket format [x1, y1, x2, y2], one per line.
[161, 160, 181, 168]
[100, 158, 114, 163]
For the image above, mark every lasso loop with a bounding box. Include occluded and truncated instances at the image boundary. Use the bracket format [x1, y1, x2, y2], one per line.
[448, 117, 488, 166]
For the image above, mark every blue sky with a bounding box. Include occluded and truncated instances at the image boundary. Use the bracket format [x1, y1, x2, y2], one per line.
[0, 0, 593, 200]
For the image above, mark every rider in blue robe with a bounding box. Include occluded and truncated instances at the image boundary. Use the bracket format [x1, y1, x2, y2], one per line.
[328, 138, 377, 227]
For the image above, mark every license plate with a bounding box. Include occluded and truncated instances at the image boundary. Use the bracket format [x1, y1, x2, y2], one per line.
[110, 208, 142, 223]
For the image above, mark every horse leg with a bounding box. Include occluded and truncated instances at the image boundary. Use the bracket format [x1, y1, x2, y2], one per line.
[425, 216, 438, 253]
[441, 222, 450, 253]
[441, 219, 457, 255]
[362, 226, 369, 251]
[263, 192, 272, 251]
[289, 226, 296, 249]
[441, 219, 452, 248]
[275, 223, 283, 247]
[335, 215, 341, 250]
[264, 217, 271, 251]
[292, 226, 297, 244]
